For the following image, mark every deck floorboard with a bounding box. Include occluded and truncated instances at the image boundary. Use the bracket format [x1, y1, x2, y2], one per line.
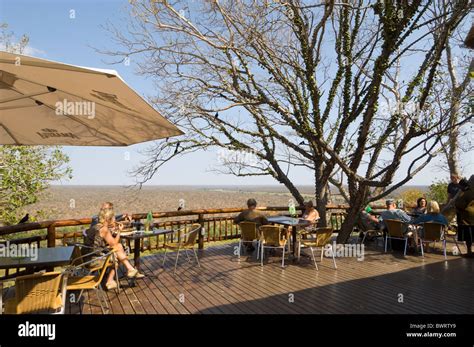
[3, 239, 473, 314]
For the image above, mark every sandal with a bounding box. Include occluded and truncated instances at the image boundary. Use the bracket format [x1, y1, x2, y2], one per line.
[127, 268, 138, 278]
[106, 281, 117, 290]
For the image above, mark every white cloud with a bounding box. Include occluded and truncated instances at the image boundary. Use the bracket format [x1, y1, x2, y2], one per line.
[22, 46, 47, 57]
[0, 42, 46, 57]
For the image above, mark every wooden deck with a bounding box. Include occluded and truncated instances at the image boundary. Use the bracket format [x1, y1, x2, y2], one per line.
[4, 239, 473, 314]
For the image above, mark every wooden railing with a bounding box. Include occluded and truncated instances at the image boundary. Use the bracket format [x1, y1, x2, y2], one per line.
[0, 203, 417, 249]
[0, 205, 353, 247]
[0, 203, 419, 279]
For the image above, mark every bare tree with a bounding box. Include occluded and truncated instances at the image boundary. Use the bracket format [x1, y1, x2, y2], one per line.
[103, 0, 472, 241]
[428, 1, 473, 177]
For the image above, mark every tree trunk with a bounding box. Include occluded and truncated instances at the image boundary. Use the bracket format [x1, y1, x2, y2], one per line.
[286, 183, 305, 206]
[314, 158, 328, 226]
[447, 98, 460, 176]
[315, 184, 328, 227]
[444, 48, 473, 177]
[336, 186, 368, 243]
[271, 159, 305, 205]
[337, 204, 359, 243]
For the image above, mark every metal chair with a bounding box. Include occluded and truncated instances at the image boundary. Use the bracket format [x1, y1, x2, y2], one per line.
[356, 212, 383, 246]
[259, 225, 287, 268]
[65, 252, 114, 314]
[68, 243, 122, 290]
[162, 223, 201, 274]
[237, 222, 260, 259]
[298, 227, 337, 270]
[445, 226, 462, 254]
[420, 222, 447, 259]
[4, 271, 68, 314]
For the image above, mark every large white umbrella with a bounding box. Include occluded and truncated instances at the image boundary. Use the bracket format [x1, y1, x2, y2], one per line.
[0, 51, 183, 145]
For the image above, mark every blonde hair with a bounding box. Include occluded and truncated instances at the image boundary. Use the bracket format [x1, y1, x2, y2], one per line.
[98, 207, 115, 226]
[427, 201, 440, 214]
[101, 201, 114, 209]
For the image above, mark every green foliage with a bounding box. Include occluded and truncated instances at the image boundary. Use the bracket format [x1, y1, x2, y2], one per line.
[0, 146, 72, 225]
[398, 189, 425, 206]
[426, 180, 449, 204]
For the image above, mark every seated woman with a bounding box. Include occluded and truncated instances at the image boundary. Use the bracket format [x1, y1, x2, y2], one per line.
[297, 201, 320, 241]
[413, 201, 448, 226]
[89, 201, 132, 229]
[301, 200, 319, 224]
[412, 197, 427, 216]
[413, 201, 448, 241]
[85, 207, 143, 290]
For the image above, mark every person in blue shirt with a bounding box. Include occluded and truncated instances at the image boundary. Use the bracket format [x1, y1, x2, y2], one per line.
[379, 199, 414, 242]
[413, 201, 448, 226]
[413, 201, 448, 240]
[380, 199, 413, 228]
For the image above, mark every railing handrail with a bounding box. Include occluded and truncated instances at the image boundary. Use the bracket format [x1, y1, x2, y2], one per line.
[0, 218, 92, 236]
[0, 203, 416, 237]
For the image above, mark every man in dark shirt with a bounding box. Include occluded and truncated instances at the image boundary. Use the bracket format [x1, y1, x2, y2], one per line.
[233, 199, 268, 227]
[233, 199, 268, 252]
[455, 175, 474, 257]
[447, 174, 462, 200]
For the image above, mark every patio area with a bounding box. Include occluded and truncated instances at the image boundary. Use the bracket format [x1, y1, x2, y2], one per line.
[18, 240, 469, 315]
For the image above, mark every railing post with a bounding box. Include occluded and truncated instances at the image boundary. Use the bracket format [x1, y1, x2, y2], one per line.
[198, 213, 204, 249]
[47, 224, 56, 248]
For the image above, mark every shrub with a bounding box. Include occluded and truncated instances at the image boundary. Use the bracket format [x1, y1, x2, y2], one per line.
[398, 189, 425, 206]
[426, 180, 449, 204]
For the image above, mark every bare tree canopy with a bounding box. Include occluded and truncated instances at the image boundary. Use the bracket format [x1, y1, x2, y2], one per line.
[103, 0, 473, 242]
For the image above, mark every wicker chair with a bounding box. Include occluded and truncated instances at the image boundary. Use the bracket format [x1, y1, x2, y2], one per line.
[298, 227, 336, 270]
[237, 222, 260, 259]
[68, 243, 109, 271]
[4, 271, 68, 314]
[66, 252, 114, 314]
[259, 225, 288, 268]
[421, 222, 447, 259]
[384, 219, 410, 256]
[162, 223, 201, 274]
[67, 243, 121, 290]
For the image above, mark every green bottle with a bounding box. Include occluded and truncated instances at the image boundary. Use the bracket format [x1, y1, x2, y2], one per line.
[288, 200, 296, 218]
[145, 211, 153, 232]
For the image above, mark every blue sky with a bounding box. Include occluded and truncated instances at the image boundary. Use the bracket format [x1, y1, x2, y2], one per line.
[1, 0, 471, 186]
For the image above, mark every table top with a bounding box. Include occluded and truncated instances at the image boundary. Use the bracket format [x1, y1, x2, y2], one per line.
[267, 216, 312, 227]
[0, 246, 75, 270]
[121, 228, 174, 240]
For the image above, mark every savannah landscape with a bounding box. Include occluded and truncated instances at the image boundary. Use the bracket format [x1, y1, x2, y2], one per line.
[25, 185, 428, 222]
